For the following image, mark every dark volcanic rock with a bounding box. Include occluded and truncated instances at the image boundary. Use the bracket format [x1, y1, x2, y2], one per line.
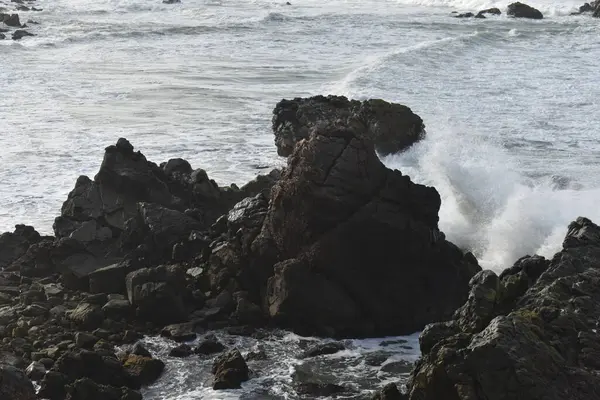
[272, 95, 425, 157]
[12, 30, 34, 40]
[477, 7, 501, 15]
[121, 354, 164, 386]
[0, 364, 36, 400]
[66, 377, 142, 400]
[0, 225, 41, 269]
[396, 217, 600, 400]
[372, 383, 406, 400]
[168, 344, 193, 358]
[212, 348, 249, 390]
[258, 123, 479, 337]
[1, 13, 21, 27]
[194, 334, 226, 355]
[125, 265, 187, 324]
[455, 12, 474, 17]
[507, 2, 544, 18]
[302, 342, 345, 358]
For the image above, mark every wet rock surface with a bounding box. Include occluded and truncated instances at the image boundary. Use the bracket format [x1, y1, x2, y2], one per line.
[272, 95, 425, 157]
[371, 217, 600, 400]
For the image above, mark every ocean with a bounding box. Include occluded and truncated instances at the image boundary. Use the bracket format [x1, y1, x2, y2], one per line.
[2, 0, 599, 397]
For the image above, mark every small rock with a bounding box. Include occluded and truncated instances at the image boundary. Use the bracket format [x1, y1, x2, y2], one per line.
[295, 382, 346, 397]
[160, 322, 197, 342]
[75, 332, 99, 349]
[169, 343, 193, 358]
[212, 349, 249, 390]
[12, 30, 35, 41]
[302, 342, 345, 358]
[194, 334, 226, 355]
[131, 342, 152, 358]
[507, 2, 544, 18]
[25, 361, 45, 381]
[122, 354, 165, 385]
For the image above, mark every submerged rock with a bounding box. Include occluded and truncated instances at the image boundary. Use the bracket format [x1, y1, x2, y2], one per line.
[507, 2, 544, 18]
[390, 217, 600, 400]
[12, 30, 34, 40]
[272, 95, 425, 157]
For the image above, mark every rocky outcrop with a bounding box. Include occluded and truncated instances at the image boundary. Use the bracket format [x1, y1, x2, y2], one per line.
[384, 217, 600, 400]
[507, 2, 544, 18]
[0, 225, 42, 269]
[212, 349, 249, 390]
[258, 123, 479, 337]
[1, 13, 21, 27]
[272, 96, 425, 157]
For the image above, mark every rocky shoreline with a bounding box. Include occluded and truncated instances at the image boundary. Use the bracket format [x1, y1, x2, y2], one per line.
[1, 96, 598, 400]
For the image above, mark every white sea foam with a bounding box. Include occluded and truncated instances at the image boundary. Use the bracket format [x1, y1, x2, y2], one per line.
[382, 125, 600, 272]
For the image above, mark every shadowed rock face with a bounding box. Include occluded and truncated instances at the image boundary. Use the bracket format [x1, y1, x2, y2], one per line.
[272, 95, 425, 157]
[507, 2, 544, 18]
[387, 217, 600, 400]
[211, 122, 479, 338]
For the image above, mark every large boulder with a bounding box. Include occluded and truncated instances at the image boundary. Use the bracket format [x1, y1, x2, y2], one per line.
[398, 217, 600, 400]
[125, 265, 188, 324]
[0, 225, 41, 269]
[272, 96, 425, 157]
[0, 364, 36, 400]
[507, 2, 544, 18]
[256, 123, 479, 337]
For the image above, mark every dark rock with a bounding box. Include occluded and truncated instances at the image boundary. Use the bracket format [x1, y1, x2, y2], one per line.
[0, 364, 36, 400]
[160, 322, 198, 342]
[12, 30, 34, 40]
[0, 33, 4, 40]
[51, 350, 135, 389]
[131, 343, 151, 358]
[25, 361, 46, 381]
[102, 299, 132, 320]
[89, 262, 131, 294]
[67, 303, 104, 329]
[261, 123, 480, 337]
[302, 342, 345, 358]
[122, 354, 164, 386]
[125, 265, 187, 324]
[0, 225, 41, 269]
[507, 2, 544, 18]
[194, 334, 225, 355]
[455, 12, 474, 17]
[212, 349, 249, 390]
[272, 96, 425, 157]
[75, 332, 99, 349]
[295, 382, 346, 397]
[372, 383, 406, 400]
[65, 377, 142, 400]
[579, 2, 594, 12]
[477, 7, 501, 15]
[162, 0, 181, 3]
[404, 217, 600, 400]
[168, 344, 192, 358]
[1, 13, 21, 27]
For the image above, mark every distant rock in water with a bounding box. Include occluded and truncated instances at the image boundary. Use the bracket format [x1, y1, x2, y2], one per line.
[1, 13, 21, 27]
[272, 95, 425, 157]
[477, 7, 501, 17]
[455, 12, 474, 17]
[507, 2, 544, 19]
[578, 2, 594, 12]
[373, 216, 600, 400]
[162, 0, 180, 3]
[12, 30, 34, 40]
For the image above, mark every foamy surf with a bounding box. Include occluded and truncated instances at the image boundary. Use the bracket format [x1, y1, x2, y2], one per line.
[137, 331, 420, 399]
[382, 125, 600, 272]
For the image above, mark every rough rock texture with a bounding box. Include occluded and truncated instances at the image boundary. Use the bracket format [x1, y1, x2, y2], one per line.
[0, 364, 36, 400]
[212, 349, 249, 390]
[507, 2, 544, 18]
[395, 217, 600, 400]
[256, 123, 479, 337]
[0, 225, 41, 269]
[272, 95, 425, 157]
